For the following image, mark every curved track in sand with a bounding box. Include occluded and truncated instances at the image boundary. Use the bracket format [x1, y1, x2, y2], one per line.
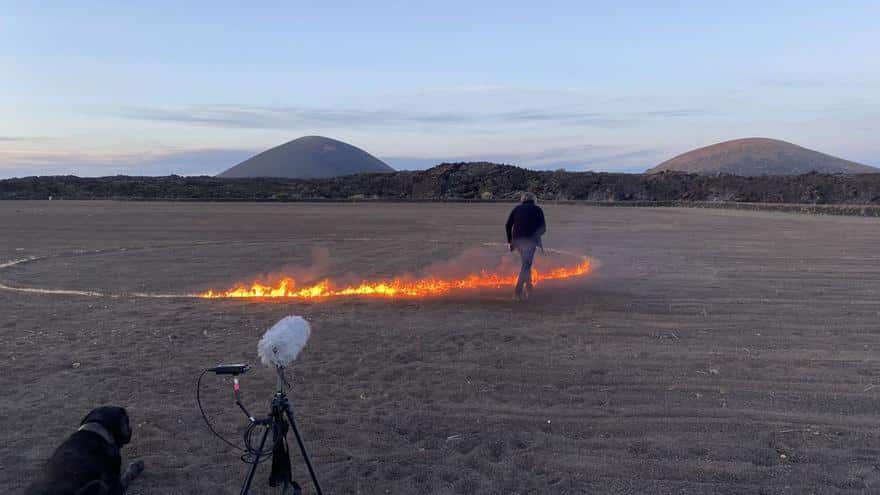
[0, 241, 593, 299]
[0, 251, 199, 298]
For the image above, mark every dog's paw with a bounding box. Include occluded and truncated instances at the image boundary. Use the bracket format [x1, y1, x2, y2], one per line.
[123, 460, 145, 481]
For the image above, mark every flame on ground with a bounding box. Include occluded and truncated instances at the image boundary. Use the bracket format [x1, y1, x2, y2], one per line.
[200, 258, 592, 299]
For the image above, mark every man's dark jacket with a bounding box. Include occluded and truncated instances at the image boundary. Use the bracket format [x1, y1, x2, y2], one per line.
[505, 200, 546, 243]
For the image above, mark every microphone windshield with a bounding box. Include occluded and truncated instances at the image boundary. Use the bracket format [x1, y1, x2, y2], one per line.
[257, 316, 311, 368]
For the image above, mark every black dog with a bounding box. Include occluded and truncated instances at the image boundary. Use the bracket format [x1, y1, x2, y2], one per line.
[25, 406, 145, 495]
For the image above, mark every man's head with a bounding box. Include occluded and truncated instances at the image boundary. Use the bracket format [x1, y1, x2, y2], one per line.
[520, 192, 537, 203]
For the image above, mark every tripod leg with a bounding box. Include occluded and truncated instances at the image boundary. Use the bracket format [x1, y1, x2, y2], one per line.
[240, 424, 270, 495]
[282, 407, 323, 495]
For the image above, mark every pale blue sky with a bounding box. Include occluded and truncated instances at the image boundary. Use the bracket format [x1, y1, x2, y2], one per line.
[2, 0, 878, 177]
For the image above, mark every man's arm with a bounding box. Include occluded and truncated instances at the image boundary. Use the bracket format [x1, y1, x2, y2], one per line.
[535, 207, 546, 238]
[505, 209, 515, 244]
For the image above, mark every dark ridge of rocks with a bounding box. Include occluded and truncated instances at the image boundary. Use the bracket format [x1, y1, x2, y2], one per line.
[4, 163, 880, 206]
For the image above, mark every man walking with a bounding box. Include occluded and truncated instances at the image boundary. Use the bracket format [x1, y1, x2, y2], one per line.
[505, 192, 546, 300]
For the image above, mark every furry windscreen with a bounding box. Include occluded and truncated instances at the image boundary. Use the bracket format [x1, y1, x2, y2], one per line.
[257, 316, 311, 367]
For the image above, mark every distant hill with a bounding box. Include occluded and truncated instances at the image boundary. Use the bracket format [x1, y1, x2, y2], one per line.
[218, 136, 394, 178]
[647, 138, 877, 176]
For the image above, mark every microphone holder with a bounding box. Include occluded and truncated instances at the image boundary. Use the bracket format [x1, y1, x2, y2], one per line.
[239, 366, 323, 495]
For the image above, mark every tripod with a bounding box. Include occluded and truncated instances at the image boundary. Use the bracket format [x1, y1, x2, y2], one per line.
[237, 367, 323, 495]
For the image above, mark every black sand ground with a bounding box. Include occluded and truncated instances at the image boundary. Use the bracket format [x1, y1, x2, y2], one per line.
[2, 201, 879, 494]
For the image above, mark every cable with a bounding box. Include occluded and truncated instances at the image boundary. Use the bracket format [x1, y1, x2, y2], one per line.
[241, 421, 277, 464]
[196, 369, 244, 452]
[196, 368, 286, 467]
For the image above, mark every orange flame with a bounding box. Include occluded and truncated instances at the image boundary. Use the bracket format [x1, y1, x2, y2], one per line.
[200, 258, 591, 299]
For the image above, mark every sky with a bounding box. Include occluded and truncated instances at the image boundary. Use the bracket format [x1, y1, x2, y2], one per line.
[1, 0, 878, 177]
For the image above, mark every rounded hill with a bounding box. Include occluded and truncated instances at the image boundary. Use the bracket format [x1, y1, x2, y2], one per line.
[647, 138, 877, 176]
[218, 136, 394, 179]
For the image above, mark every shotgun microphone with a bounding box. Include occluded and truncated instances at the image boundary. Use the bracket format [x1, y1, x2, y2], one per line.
[257, 316, 311, 369]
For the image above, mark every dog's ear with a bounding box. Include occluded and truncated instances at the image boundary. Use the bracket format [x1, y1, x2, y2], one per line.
[118, 409, 132, 445]
[81, 406, 132, 446]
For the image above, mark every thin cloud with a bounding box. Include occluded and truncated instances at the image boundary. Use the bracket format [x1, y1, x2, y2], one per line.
[496, 109, 632, 127]
[1, 140, 670, 177]
[635, 109, 714, 118]
[384, 144, 669, 173]
[409, 84, 512, 96]
[753, 77, 880, 90]
[111, 104, 712, 130]
[0, 148, 254, 178]
[113, 105, 473, 128]
[0, 136, 58, 143]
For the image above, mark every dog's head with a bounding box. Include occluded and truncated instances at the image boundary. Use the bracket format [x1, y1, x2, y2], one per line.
[80, 406, 132, 446]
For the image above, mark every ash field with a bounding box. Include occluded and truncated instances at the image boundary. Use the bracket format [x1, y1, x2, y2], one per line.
[2, 201, 880, 494]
